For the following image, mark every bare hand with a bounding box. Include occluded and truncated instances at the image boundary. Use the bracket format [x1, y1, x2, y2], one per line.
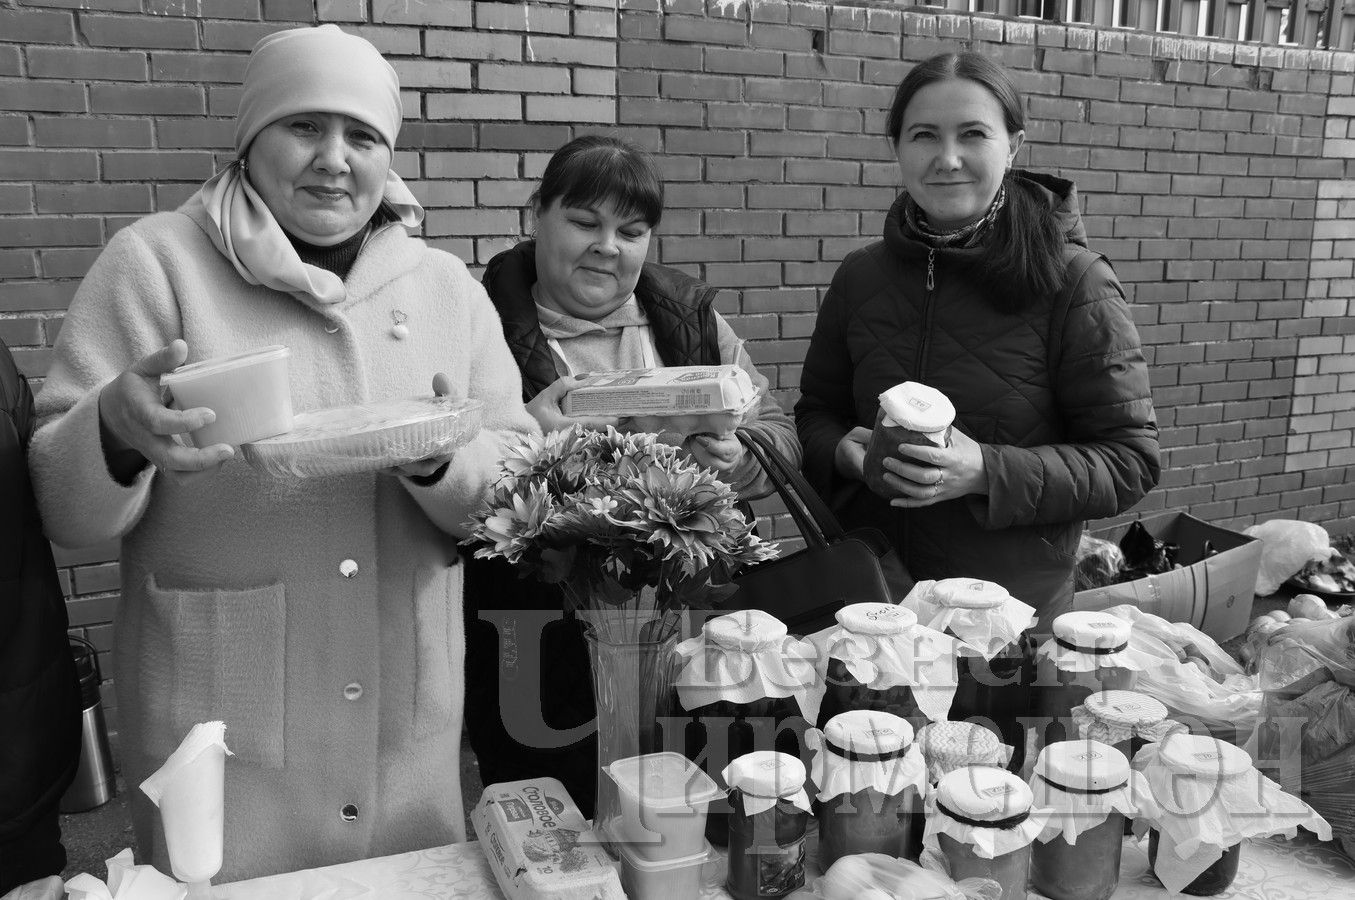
[98, 340, 233, 482]
[525, 375, 619, 433]
[884, 427, 988, 508]
[834, 426, 872, 482]
[685, 433, 745, 475]
[388, 371, 462, 479]
[1, 876, 65, 900]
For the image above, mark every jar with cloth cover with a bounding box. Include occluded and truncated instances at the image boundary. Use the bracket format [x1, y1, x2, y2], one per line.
[722, 751, 813, 900]
[1072, 690, 1179, 771]
[1136, 733, 1331, 896]
[673, 609, 815, 846]
[916, 722, 1010, 785]
[923, 766, 1049, 900]
[1028, 740, 1155, 900]
[807, 710, 929, 868]
[908, 579, 1037, 772]
[1034, 611, 1157, 748]
[809, 602, 957, 731]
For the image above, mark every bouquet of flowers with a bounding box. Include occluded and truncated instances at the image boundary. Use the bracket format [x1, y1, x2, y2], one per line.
[465, 426, 778, 642]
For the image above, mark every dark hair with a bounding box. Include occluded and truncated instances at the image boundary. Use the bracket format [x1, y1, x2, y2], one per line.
[531, 135, 664, 228]
[886, 52, 1066, 310]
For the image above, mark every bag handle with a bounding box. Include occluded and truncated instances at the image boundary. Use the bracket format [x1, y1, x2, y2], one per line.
[737, 429, 848, 549]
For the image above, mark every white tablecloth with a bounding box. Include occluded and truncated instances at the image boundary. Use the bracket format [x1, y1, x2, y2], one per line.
[216, 831, 1353, 900]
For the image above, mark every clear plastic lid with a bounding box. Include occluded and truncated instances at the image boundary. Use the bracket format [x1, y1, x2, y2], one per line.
[1052, 610, 1132, 651]
[160, 345, 289, 386]
[604, 752, 723, 811]
[704, 608, 787, 652]
[931, 578, 1011, 610]
[878, 381, 955, 432]
[1035, 740, 1129, 792]
[836, 602, 916, 636]
[822, 709, 914, 756]
[1157, 733, 1252, 778]
[1082, 690, 1167, 729]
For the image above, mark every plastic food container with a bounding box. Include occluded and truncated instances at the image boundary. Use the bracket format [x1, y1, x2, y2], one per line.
[160, 346, 292, 448]
[603, 752, 723, 861]
[617, 841, 712, 900]
[862, 382, 954, 498]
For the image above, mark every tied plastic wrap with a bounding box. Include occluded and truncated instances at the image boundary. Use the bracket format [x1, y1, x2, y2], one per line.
[916, 722, 1012, 784]
[673, 611, 817, 715]
[140, 722, 233, 889]
[1132, 737, 1331, 893]
[65, 850, 186, 900]
[241, 396, 484, 478]
[810, 852, 1002, 900]
[903, 579, 1037, 659]
[1243, 519, 1332, 597]
[805, 614, 959, 724]
[1096, 604, 1262, 732]
[806, 728, 929, 802]
[1031, 770, 1156, 845]
[922, 793, 1051, 861]
[1034, 630, 1159, 675]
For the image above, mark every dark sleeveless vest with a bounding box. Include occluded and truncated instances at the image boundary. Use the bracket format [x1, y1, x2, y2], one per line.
[481, 240, 722, 401]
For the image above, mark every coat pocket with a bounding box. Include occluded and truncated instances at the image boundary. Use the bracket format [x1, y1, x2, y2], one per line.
[413, 561, 463, 741]
[140, 575, 286, 769]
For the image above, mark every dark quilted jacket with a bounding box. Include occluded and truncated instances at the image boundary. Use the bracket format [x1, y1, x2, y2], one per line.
[795, 171, 1160, 619]
[0, 340, 79, 842]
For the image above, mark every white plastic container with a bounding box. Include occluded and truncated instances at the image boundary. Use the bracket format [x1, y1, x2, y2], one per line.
[617, 840, 712, 900]
[604, 752, 724, 861]
[160, 345, 292, 447]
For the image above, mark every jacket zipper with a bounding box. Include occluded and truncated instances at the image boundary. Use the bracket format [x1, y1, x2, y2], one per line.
[917, 248, 935, 381]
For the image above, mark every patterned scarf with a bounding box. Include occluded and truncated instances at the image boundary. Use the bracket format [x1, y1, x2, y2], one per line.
[904, 182, 1008, 249]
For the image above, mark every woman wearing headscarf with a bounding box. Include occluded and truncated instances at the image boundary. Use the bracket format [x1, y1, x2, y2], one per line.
[30, 26, 537, 880]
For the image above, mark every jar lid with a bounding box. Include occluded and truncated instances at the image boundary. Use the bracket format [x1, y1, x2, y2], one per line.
[836, 602, 916, 636]
[822, 710, 913, 758]
[724, 751, 807, 799]
[1034, 740, 1129, 793]
[935, 766, 1033, 822]
[1157, 733, 1252, 778]
[931, 578, 1011, 610]
[1051, 610, 1131, 651]
[1083, 690, 1168, 728]
[917, 722, 1002, 767]
[704, 609, 787, 651]
[160, 345, 290, 387]
[878, 381, 955, 432]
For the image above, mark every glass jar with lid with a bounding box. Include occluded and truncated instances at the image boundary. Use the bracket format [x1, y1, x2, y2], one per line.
[1072, 690, 1177, 765]
[923, 766, 1048, 900]
[1034, 611, 1153, 748]
[914, 578, 1037, 773]
[808, 710, 928, 868]
[814, 602, 956, 731]
[1028, 740, 1152, 900]
[673, 609, 816, 846]
[1137, 733, 1331, 896]
[722, 751, 812, 900]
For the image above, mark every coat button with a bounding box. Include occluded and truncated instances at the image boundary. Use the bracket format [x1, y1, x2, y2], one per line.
[340, 559, 358, 578]
[343, 682, 363, 701]
[340, 804, 358, 822]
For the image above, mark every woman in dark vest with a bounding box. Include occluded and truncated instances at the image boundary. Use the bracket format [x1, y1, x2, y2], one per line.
[466, 135, 799, 813]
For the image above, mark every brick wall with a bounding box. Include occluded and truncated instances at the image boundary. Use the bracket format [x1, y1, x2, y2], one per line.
[3, 0, 1355, 729]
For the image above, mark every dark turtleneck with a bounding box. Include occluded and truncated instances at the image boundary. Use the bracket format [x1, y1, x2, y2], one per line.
[285, 225, 369, 280]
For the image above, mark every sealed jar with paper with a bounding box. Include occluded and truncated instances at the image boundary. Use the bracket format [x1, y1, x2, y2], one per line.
[1028, 740, 1152, 900]
[723, 751, 812, 900]
[814, 602, 956, 731]
[861, 382, 954, 498]
[1137, 733, 1331, 896]
[923, 766, 1047, 900]
[913, 578, 1037, 772]
[1035, 611, 1155, 746]
[1072, 690, 1175, 765]
[673, 609, 816, 846]
[808, 710, 928, 868]
[915, 721, 1009, 785]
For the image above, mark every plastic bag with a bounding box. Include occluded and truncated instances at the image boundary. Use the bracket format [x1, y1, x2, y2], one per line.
[1074, 533, 1125, 590]
[1243, 519, 1331, 597]
[810, 852, 1001, 900]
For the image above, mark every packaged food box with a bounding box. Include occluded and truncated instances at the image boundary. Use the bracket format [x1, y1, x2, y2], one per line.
[560, 365, 756, 418]
[472, 778, 625, 900]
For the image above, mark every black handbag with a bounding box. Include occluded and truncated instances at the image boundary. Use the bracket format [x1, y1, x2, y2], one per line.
[726, 429, 915, 634]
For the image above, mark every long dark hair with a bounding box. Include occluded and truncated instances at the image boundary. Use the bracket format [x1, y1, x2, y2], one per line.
[530, 134, 664, 228]
[887, 53, 1066, 310]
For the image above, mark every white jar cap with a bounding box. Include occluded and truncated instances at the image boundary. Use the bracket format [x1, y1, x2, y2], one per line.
[931, 578, 1011, 610]
[918, 722, 1003, 769]
[724, 751, 807, 799]
[878, 382, 955, 432]
[1083, 690, 1168, 729]
[704, 609, 787, 651]
[1157, 733, 1252, 778]
[935, 766, 1033, 822]
[1052, 610, 1131, 651]
[1034, 740, 1129, 792]
[822, 710, 913, 757]
[836, 602, 916, 636]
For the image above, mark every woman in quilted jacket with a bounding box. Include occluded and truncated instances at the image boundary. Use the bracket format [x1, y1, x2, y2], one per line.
[796, 52, 1160, 625]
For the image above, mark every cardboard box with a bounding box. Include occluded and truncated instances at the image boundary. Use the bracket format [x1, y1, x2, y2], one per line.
[1073, 511, 1262, 642]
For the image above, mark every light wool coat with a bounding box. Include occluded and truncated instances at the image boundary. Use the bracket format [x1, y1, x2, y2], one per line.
[30, 196, 538, 881]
